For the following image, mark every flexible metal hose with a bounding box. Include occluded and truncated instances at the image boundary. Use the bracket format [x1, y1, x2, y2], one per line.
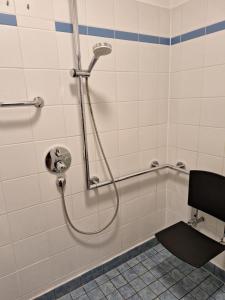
[58, 77, 120, 235]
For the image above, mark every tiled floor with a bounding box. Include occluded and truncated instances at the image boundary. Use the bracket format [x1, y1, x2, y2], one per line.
[58, 244, 225, 300]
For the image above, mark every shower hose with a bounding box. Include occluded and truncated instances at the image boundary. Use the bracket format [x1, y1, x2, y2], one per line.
[58, 77, 120, 235]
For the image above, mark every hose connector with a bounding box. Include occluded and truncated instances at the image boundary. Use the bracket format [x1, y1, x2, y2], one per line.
[57, 176, 66, 189]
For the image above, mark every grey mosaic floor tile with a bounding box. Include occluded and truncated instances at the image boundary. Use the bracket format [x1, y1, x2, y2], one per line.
[118, 283, 136, 299]
[149, 280, 167, 296]
[199, 275, 223, 296]
[129, 294, 142, 300]
[70, 287, 85, 299]
[106, 268, 120, 279]
[169, 282, 188, 299]
[159, 290, 177, 300]
[211, 287, 225, 300]
[130, 277, 146, 292]
[136, 253, 148, 262]
[151, 253, 166, 264]
[141, 271, 157, 285]
[138, 286, 157, 300]
[74, 294, 89, 300]
[87, 287, 105, 300]
[117, 262, 130, 273]
[127, 257, 140, 267]
[188, 268, 209, 284]
[100, 281, 116, 296]
[159, 273, 176, 289]
[190, 286, 209, 300]
[46, 242, 225, 300]
[142, 258, 156, 270]
[151, 265, 168, 279]
[132, 263, 148, 276]
[95, 274, 109, 286]
[179, 276, 197, 292]
[153, 244, 165, 253]
[145, 248, 157, 258]
[106, 290, 123, 300]
[57, 295, 72, 300]
[122, 268, 138, 281]
[169, 269, 185, 282]
[110, 275, 127, 289]
[181, 295, 195, 300]
[83, 280, 98, 292]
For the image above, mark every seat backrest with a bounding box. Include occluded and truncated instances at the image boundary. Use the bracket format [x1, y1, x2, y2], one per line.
[188, 170, 225, 222]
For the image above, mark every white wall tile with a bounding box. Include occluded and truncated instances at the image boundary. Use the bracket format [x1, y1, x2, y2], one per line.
[0, 215, 11, 247]
[56, 32, 77, 69]
[0, 68, 27, 101]
[0, 143, 37, 180]
[14, 232, 49, 269]
[0, 0, 15, 14]
[116, 40, 139, 72]
[207, 0, 225, 24]
[0, 107, 33, 146]
[19, 28, 59, 68]
[115, 0, 138, 32]
[116, 72, 139, 101]
[53, 0, 72, 22]
[3, 175, 41, 212]
[25, 69, 62, 106]
[88, 71, 116, 103]
[0, 274, 20, 300]
[198, 127, 225, 157]
[15, 0, 54, 19]
[118, 102, 139, 129]
[181, 0, 207, 33]
[138, 2, 160, 35]
[86, 0, 114, 29]
[0, 244, 16, 277]
[177, 124, 199, 151]
[32, 106, 66, 140]
[18, 258, 52, 295]
[0, 26, 22, 68]
[9, 204, 47, 241]
[119, 128, 139, 155]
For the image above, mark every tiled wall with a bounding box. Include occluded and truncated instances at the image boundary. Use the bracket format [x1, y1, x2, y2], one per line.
[0, 0, 169, 299]
[168, 0, 225, 271]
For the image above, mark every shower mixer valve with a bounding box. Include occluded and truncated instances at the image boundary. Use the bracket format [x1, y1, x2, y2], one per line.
[45, 146, 72, 174]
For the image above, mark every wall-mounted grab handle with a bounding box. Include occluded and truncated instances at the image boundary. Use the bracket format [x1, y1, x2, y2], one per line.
[0, 97, 44, 108]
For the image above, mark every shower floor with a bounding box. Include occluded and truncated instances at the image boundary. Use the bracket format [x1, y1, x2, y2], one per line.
[56, 243, 225, 300]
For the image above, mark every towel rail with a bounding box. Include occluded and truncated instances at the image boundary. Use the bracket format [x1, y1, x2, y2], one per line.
[89, 162, 190, 189]
[0, 97, 44, 108]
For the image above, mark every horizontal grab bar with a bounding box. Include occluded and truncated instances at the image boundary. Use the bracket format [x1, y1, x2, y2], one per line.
[89, 162, 190, 189]
[0, 97, 44, 108]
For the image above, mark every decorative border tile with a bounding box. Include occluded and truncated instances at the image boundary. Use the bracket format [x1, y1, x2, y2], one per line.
[55, 21, 73, 33]
[0, 12, 17, 26]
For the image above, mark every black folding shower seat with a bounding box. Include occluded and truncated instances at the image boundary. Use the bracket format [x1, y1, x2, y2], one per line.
[156, 170, 225, 268]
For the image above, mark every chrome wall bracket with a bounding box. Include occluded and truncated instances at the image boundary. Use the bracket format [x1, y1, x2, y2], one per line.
[188, 209, 205, 227]
[71, 69, 90, 78]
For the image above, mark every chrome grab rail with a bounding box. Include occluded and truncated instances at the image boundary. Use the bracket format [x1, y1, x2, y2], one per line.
[89, 161, 189, 189]
[0, 97, 44, 108]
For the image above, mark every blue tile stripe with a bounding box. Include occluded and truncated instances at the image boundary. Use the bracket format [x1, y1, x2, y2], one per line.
[55, 21, 73, 33]
[0, 13, 17, 26]
[1, 12, 225, 45]
[115, 30, 138, 41]
[88, 26, 114, 38]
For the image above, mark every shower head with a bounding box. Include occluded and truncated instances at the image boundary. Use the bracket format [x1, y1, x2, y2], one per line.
[88, 42, 112, 73]
[93, 42, 112, 58]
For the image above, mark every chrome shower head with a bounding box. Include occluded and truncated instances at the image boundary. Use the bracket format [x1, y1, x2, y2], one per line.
[88, 42, 112, 73]
[93, 42, 112, 58]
